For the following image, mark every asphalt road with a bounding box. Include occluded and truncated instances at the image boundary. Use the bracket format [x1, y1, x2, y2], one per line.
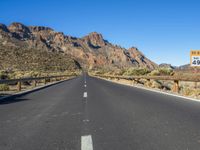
[1, 74, 200, 150]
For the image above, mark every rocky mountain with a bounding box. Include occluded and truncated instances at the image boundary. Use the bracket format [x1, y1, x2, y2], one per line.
[0, 22, 158, 71]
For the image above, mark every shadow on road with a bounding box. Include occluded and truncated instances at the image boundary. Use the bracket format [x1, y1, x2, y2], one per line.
[0, 96, 29, 105]
[0, 77, 78, 105]
[0, 93, 12, 99]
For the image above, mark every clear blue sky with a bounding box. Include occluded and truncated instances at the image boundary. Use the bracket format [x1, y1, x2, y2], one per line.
[0, 0, 200, 66]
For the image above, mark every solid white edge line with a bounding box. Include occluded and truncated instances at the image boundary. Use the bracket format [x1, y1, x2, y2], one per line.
[133, 84, 200, 102]
[83, 92, 87, 98]
[97, 77, 200, 103]
[81, 135, 93, 150]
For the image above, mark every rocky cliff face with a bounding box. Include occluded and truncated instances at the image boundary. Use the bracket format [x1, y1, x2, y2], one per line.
[82, 32, 107, 48]
[127, 47, 157, 69]
[0, 22, 158, 70]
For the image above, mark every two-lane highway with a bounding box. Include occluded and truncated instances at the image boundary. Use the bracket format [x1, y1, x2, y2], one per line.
[1, 74, 200, 150]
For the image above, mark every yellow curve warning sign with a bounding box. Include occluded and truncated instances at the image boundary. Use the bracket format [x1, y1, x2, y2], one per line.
[190, 50, 200, 67]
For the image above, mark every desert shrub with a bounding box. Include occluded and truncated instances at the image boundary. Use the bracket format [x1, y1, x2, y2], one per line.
[92, 68, 110, 75]
[14, 71, 42, 79]
[12, 71, 23, 79]
[159, 68, 174, 76]
[123, 68, 150, 76]
[0, 84, 9, 91]
[151, 80, 163, 89]
[0, 71, 9, 79]
[149, 68, 174, 76]
[116, 69, 127, 76]
[181, 87, 200, 96]
[8, 73, 16, 79]
[68, 72, 77, 76]
[29, 71, 41, 77]
[149, 70, 160, 76]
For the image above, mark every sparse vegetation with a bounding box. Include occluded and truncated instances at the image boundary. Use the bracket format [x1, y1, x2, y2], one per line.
[0, 70, 81, 80]
[122, 68, 150, 76]
[90, 67, 151, 76]
[0, 84, 9, 91]
[91, 67, 175, 77]
[0, 43, 81, 72]
[149, 68, 174, 76]
[181, 87, 200, 97]
[0, 70, 10, 79]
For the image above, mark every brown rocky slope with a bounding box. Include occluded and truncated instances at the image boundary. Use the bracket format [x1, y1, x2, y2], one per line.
[0, 22, 158, 71]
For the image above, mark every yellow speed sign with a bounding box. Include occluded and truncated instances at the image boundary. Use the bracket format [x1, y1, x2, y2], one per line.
[190, 50, 200, 67]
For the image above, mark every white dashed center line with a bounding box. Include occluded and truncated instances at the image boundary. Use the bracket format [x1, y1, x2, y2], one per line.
[81, 135, 93, 150]
[84, 84, 87, 87]
[83, 119, 90, 122]
[83, 92, 87, 98]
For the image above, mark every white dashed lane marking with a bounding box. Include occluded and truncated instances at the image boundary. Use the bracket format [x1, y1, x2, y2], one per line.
[83, 92, 87, 98]
[81, 135, 93, 150]
[83, 119, 90, 122]
[84, 84, 87, 87]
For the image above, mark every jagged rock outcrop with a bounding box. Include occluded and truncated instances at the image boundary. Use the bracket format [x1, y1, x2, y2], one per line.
[0, 24, 9, 32]
[8, 22, 32, 40]
[82, 32, 107, 48]
[128, 47, 157, 69]
[0, 22, 158, 70]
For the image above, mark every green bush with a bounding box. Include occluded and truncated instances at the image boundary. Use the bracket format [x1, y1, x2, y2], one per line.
[0, 84, 10, 91]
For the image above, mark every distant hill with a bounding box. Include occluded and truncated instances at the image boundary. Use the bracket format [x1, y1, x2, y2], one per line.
[177, 64, 191, 70]
[158, 63, 200, 73]
[174, 64, 200, 73]
[159, 63, 176, 69]
[0, 22, 158, 71]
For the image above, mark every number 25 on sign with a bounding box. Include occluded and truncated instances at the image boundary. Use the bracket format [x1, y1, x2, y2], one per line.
[190, 50, 200, 67]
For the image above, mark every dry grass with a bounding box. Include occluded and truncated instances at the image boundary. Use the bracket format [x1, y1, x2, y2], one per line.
[0, 84, 10, 91]
[0, 70, 81, 80]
